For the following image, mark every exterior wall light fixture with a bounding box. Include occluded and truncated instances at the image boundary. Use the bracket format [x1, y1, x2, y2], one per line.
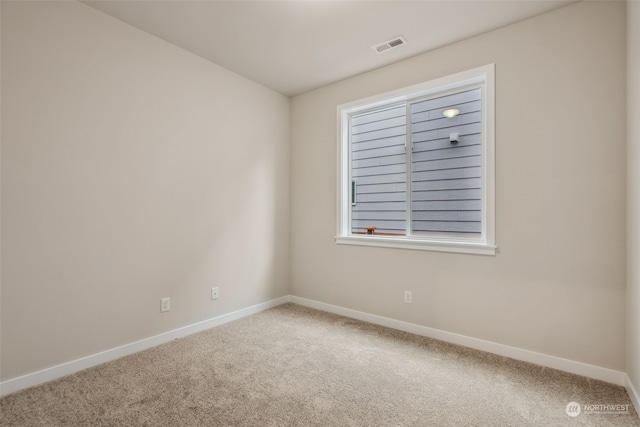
[442, 108, 460, 118]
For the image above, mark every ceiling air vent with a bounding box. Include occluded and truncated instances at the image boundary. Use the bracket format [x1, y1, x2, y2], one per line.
[372, 36, 407, 54]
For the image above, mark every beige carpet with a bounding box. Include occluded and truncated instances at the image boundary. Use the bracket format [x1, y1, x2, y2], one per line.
[1, 303, 638, 426]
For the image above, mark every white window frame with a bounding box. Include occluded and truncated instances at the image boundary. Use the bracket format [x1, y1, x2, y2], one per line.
[336, 64, 496, 256]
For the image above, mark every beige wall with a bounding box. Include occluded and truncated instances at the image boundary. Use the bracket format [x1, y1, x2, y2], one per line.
[291, 1, 627, 370]
[0, 0, 633, 388]
[628, 0, 640, 399]
[0, 1, 290, 380]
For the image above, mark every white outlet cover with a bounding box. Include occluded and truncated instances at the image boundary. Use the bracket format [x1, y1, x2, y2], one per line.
[161, 297, 170, 312]
[404, 291, 412, 303]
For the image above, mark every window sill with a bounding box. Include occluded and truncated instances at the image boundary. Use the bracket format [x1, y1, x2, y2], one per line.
[335, 235, 496, 256]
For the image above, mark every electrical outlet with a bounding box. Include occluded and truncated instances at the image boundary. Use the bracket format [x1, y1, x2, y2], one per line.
[404, 291, 412, 304]
[211, 287, 219, 300]
[161, 297, 170, 312]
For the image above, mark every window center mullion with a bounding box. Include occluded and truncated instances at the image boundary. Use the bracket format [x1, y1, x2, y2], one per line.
[405, 103, 412, 237]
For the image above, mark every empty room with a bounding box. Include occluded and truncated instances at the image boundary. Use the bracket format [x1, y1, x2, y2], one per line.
[1, 0, 639, 425]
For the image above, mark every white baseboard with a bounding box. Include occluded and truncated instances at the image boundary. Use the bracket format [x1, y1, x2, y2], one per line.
[289, 296, 627, 387]
[1, 294, 632, 401]
[0, 296, 290, 396]
[626, 374, 640, 415]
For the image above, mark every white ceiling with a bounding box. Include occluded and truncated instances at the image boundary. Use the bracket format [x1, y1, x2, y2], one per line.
[83, 0, 575, 97]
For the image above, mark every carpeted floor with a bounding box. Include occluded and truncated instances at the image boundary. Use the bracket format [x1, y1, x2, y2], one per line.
[1, 303, 638, 426]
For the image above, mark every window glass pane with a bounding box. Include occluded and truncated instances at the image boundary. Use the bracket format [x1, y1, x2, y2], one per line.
[410, 88, 482, 238]
[350, 104, 407, 236]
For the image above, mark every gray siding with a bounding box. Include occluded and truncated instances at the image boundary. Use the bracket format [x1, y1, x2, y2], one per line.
[351, 104, 406, 234]
[410, 88, 482, 236]
[349, 87, 483, 237]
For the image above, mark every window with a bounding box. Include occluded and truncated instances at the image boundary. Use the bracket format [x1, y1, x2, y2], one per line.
[336, 64, 495, 255]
